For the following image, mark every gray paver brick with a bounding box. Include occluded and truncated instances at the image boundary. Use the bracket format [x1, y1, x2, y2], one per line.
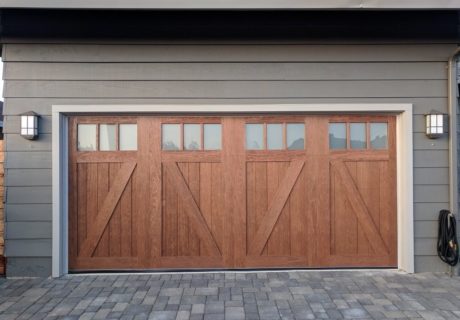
[1, 271, 460, 320]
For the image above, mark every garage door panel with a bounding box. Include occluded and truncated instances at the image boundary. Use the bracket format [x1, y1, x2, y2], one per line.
[162, 161, 223, 257]
[329, 158, 395, 263]
[76, 162, 137, 259]
[246, 160, 305, 257]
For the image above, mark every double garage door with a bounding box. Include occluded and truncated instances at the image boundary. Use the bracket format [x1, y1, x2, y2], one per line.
[68, 114, 397, 271]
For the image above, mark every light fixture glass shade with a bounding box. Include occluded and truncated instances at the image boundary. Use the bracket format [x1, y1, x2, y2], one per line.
[20, 111, 39, 140]
[425, 112, 445, 139]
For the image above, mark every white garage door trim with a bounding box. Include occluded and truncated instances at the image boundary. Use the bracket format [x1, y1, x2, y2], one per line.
[52, 103, 414, 277]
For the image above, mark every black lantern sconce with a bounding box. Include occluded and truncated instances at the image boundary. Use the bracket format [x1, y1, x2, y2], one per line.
[20, 111, 39, 140]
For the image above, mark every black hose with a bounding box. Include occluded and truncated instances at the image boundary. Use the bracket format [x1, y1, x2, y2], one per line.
[437, 209, 459, 267]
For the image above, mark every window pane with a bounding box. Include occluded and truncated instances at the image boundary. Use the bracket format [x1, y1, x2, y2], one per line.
[184, 124, 201, 150]
[204, 124, 222, 150]
[246, 124, 264, 150]
[99, 124, 117, 151]
[267, 124, 283, 150]
[329, 123, 346, 149]
[21, 116, 27, 128]
[162, 124, 181, 150]
[78, 124, 97, 151]
[119, 124, 138, 151]
[370, 123, 388, 149]
[287, 123, 304, 150]
[350, 123, 366, 149]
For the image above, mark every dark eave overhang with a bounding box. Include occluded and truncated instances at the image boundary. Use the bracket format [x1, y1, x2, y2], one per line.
[0, 9, 459, 41]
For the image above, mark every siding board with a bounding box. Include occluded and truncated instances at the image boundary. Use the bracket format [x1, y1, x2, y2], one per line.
[5, 240, 51, 257]
[415, 256, 449, 273]
[7, 186, 52, 204]
[6, 169, 52, 186]
[5, 80, 447, 98]
[414, 168, 449, 185]
[6, 222, 52, 239]
[413, 150, 449, 168]
[4, 62, 448, 81]
[414, 202, 449, 221]
[5, 204, 52, 221]
[5, 152, 51, 169]
[4, 44, 455, 62]
[5, 134, 52, 152]
[414, 185, 449, 203]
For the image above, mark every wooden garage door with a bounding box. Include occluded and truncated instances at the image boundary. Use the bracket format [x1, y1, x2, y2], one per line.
[68, 115, 396, 271]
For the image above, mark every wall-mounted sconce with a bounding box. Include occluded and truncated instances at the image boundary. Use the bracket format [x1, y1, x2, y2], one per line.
[20, 111, 39, 140]
[425, 111, 447, 139]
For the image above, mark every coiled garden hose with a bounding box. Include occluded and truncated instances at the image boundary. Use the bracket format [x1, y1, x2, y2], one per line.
[437, 209, 459, 267]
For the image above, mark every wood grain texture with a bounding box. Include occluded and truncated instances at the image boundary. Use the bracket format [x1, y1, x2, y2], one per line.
[164, 162, 221, 256]
[248, 160, 304, 255]
[78, 162, 136, 257]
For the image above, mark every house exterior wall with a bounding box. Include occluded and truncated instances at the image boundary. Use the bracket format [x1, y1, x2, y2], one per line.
[2, 42, 456, 276]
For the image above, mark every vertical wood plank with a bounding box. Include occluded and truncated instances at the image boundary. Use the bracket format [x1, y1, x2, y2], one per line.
[109, 163, 122, 257]
[188, 163, 201, 256]
[96, 163, 110, 257]
[211, 163, 224, 253]
[177, 162, 190, 256]
[86, 163, 99, 257]
[77, 164, 87, 255]
[289, 166, 306, 257]
[223, 117, 246, 267]
[147, 117, 162, 264]
[163, 164, 178, 256]
[120, 178, 132, 257]
[200, 162, 213, 255]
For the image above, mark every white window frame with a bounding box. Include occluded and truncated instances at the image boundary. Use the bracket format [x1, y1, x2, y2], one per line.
[52, 103, 413, 277]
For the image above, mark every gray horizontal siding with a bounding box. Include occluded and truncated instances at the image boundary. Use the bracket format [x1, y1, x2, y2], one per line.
[5, 152, 51, 169]
[413, 168, 449, 185]
[2, 42, 454, 276]
[4, 80, 447, 98]
[6, 169, 52, 186]
[6, 222, 52, 239]
[6, 186, 52, 204]
[5, 134, 51, 151]
[5, 240, 51, 257]
[415, 256, 449, 273]
[4, 44, 456, 62]
[4, 62, 447, 81]
[414, 203, 449, 221]
[6, 257, 52, 277]
[2, 97, 448, 116]
[6, 204, 52, 221]
[414, 185, 449, 203]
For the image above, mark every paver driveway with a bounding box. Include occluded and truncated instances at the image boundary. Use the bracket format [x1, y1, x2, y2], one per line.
[0, 270, 459, 320]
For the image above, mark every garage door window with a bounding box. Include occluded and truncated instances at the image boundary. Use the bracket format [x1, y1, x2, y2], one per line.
[77, 124, 97, 151]
[246, 122, 305, 151]
[77, 123, 137, 151]
[350, 123, 366, 149]
[99, 124, 117, 151]
[162, 123, 222, 151]
[370, 123, 388, 149]
[329, 121, 388, 150]
[329, 123, 347, 149]
[203, 124, 222, 150]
